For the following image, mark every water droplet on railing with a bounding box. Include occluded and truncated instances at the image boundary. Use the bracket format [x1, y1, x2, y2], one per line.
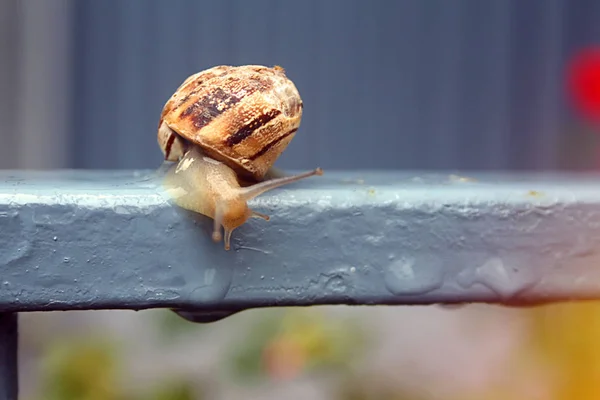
[456, 257, 539, 300]
[188, 267, 231, 303]
[385, 256, 444, 295]
[324, 274, 347, 293]
[0, 210, 32, 266]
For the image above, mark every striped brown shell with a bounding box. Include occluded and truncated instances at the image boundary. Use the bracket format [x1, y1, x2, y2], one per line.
[157, 65, 303, 181]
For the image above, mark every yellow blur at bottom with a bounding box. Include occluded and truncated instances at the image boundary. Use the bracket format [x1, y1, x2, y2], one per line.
[526, 301, 600, 400]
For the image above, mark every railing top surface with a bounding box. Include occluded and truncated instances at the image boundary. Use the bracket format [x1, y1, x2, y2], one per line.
[2, 168, 600, 317]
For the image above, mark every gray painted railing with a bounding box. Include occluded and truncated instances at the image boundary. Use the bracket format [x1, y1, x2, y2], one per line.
[4, 168, 600, 397]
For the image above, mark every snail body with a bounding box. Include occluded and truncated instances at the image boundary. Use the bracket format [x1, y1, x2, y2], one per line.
[158, 65, 322, 250]
[164, 146, 321, 250]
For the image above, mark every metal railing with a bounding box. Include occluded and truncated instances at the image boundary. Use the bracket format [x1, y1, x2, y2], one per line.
[3, 168, 600, 398]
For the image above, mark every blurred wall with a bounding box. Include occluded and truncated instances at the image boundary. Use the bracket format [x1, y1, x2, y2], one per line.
[3, 0, 600, 171]
[0, 0, 72, 169]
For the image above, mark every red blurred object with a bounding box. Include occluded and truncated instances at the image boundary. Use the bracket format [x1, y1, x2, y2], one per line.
[567, 47, 600, 124]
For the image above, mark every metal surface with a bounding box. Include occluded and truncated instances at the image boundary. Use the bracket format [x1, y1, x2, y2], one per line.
[2, 168, 600, 317]
[0, 314, 18, 400]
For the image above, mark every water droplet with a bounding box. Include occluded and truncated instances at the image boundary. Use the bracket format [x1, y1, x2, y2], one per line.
[260, 275, 265, 280]
[385, 256, 444, 295]
[456, 257, 538, 300]
[33, 209, 76, 226]
[365, 234, 384, 244]
[63, 257, 70, 263]
[350, 266, 356, 273]
[204, 269, 215, 285]
[53, 236, 57, 241]
[3, 281, 9, 286]
[188, 268, 231, 303]
[324, 275, 347, 293]
[0, 210, 32, 266]
[114, 206, 130, 215]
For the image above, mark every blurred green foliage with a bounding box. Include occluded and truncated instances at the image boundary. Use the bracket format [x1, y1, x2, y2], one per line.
[30, 335, 201, 400]
[27, 308, 395, 400]
[144, 379, 198, 400]
[36, 337, 123, 400]
[227, 308, 369, 383]
[226, 309, 285, 382]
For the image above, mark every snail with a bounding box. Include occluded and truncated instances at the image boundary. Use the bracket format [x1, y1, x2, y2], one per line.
[157, 65, 322, 250]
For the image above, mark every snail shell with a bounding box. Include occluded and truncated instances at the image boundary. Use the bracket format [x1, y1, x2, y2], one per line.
[157, 64, 322, 250]
[157, 65, 303, 181]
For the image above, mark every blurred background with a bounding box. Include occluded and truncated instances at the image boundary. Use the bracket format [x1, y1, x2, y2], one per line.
[4, 0, 600, 399]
